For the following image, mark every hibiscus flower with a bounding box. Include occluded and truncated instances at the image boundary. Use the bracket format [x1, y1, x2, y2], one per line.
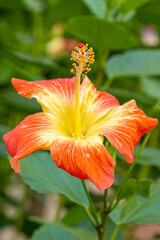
[3, 43, 158, 190]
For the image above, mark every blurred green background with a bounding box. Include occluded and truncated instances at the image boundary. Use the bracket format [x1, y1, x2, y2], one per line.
[0, 0, 160, 239]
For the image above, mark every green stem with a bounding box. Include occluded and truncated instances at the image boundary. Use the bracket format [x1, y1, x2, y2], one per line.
[110, 225, 120, 240]
[103, 189, 108, 209]
[97, 189, 110, 240]
[84, 207, 97, 228]
[82, 180, 101, 226]
[109, 131, 152, 210]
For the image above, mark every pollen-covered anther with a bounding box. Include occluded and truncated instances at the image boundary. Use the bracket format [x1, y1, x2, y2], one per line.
[70, 43, 95, 77]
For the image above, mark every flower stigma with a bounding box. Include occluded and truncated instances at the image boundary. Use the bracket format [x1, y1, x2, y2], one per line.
[70, 43, 95, 139]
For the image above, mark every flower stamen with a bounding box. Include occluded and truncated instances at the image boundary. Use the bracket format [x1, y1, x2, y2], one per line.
[70, 43, 95, 79]
[70, 43, 95, 139]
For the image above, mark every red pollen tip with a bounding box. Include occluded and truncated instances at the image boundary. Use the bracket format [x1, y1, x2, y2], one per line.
[78, 43, 84, 48]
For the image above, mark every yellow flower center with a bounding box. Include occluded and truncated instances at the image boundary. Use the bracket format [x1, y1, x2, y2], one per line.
[70, 43, 95, 139]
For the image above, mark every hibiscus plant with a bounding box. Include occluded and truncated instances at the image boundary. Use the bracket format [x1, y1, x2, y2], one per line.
[1, 1, 160, 240]
[3, 43, 158, 240]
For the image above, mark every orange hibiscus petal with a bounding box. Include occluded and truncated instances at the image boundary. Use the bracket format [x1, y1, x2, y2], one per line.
[12, 77, 76, 112]
[3, 112, 61, 172]
[50, 136, 115, 191]
[80, 77, 120, 135]
[87, 100, 158, 163]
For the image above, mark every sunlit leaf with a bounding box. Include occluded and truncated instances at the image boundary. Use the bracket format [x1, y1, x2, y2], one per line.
[23, 0, 45, 12]
[67, 16, 133, 50]
[82, 0, 106, 18]
[107, 50, 160, 78]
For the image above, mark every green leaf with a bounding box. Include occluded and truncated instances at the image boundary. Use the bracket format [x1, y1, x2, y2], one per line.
[119, 0, 150, 13]
[1, 91, 41, 112]
[117, 179, 137, 201]
[82, 0, 107, 18]
[20, 152, 89, 207]
[77, 218, 124, 240]
[107, 49, 160, 78]
[117, 179, 152, 202]
[62, 206, 87, 226]
[136, 180, 152, 200]
[111, 183, 160, 224]
[0, 143, 7, 158]
[136, 0, 160, 27]
[67, 16, 133, 50]
[140, 77, 160, 100]
[47, 0, 88, 23]
[135, 146, 160, 166]
[0, 0, 24, 8]
[106, 87, 152, 105]
[31, 223, 97, 240]
[23, 0, 45, 12]
[0, 63, 12, 85]
[118, 146, 160, 166]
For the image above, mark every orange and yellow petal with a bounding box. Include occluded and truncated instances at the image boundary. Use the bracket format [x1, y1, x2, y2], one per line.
[80, 77, 120, 135]
[50, 136, 115, 191]
[12, 77, 77, 135]
[87, 100, 158, 163]
[12, 77, 76, 114]
[3, 112, 61, 173]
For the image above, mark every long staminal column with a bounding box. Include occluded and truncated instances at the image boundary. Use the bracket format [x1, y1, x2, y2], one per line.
[70, 43, 95, 138]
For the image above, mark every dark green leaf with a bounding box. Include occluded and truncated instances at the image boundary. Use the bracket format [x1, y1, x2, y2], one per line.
[0, 0, 24, 8]
[77, 218, 124, 240]
[141, 77, 160, 100]
[0, 124, 10, 135]
[1, 91, 41, 112]
[0, 143, 7, 158]
[118, 145, 160, 166]
[111, 183, 160, 224]
[117, 179, 151, 201]
[119, 0, 150, 13]
[47, 0, 88, 23]
[117, 179, 137, 201]
[82, 0, 107, 18]
[135, 146, 160, 166]
[107, 50, 160, 78]
[62, 206, 87, 226]
[136, 0, 160, 27]
[20, 152, 89, 207]
[0, 63, 12, 85]
[136, 180, 152, 201]
[67, 16, 133, 50]
[31, 223, 97, 240]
